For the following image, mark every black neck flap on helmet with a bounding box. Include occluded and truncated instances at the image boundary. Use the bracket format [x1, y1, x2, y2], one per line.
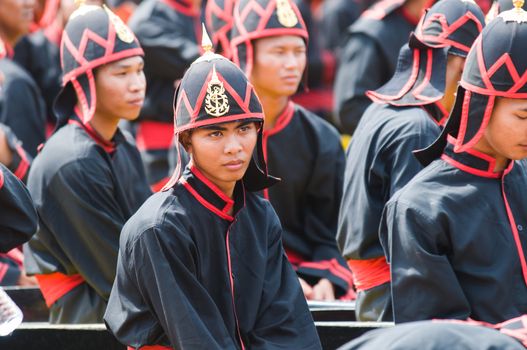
[163, 27, 279, 192]
[230, 0, 308, 78]
[205, 0, 235, 59]
[367, 0, 485, 120]
[415, 1, 527, 165]
[54, 4, 144, 129]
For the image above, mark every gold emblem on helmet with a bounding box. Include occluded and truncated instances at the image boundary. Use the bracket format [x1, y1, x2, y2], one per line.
[103, 5, 135, 43]
[276, 0, 298, 28]
[205, 66, 230, 117]
[500, 0, 527, 23]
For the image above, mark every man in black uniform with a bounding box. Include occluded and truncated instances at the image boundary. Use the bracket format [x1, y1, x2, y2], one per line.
[128, 0, 201, 190]
[334, 0, 433, 134]
[104, 31, 321, 350]
[24, 4, 151, 323]
[0, 0, 46, 157]
[231, 0, 354, 300]
[337, 0, 485, 321]
[380, 2, 527, 324]
[338, 317, 527, 350]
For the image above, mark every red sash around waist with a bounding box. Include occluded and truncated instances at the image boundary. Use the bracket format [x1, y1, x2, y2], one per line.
[35, 272, 85, 307]
[347, 256, 390, 292]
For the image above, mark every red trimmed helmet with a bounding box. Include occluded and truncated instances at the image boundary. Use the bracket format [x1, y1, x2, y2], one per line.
[367, 0, 485, 109]
[54, 4, 144, 126]
[230, 0, 308, 77]
[205, 0, 236, 59]
[416, 3, 527, 164]
[163, 38, 278, 192]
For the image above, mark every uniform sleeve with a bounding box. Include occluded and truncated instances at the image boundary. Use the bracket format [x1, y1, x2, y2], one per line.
[0, 254, 21, 286]
[1, 75, 46, 157]
[296, 130, 354, 296]
[248, 214, 321, 349]
[0, 124, 32, 183]
[386, 134, 429, 197]
[379, 199, 471, 323]
[105, 225, 239, 349]
[333, 34, 389, 134]
[31, 159, 130, 300]
[0, 164, 37, 253]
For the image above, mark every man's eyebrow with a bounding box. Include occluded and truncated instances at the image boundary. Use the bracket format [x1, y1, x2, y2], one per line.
[200, 125, 227, 131]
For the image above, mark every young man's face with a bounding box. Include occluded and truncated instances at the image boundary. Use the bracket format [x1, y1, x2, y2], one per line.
[187, 121, 258, 195]
[0, 0, 35, 43]
[250, 35, 306, 98]
[94, 55, 146, 122]
[478, 97, 527, 162]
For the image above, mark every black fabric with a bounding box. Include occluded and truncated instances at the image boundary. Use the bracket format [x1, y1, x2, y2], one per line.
[264, 104, 352, 295]
[0, 163, 37, 253]
[0, 123, 32, 183]
[354, 282, 393, 322]
[0, 58, 46, 157]
[0, 254, 21, 286]
[14, 31, 61, 125]
[338, 321, 526, 350]
[380, 145, 527, 324]
[104, 166, 321, 349]
[49, 283, 108, 324]
[333, 10, 415, 134]
[128, 0, 200, 124]
[320, 0, 361, 52]
[24, 121, 151, 323]
[128, 0, 200, 185]
[336, 103, 441, 318]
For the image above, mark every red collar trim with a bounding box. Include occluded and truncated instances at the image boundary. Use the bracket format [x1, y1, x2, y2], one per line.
[0, 168, 4, 189]
[180, 164, 236, 221]
[0, 38, 14, 60]
[440, 135, 509, 178]
[69, 108, 116, 153]
[161, 0, 200, 17]
[263, 101, 295, 137]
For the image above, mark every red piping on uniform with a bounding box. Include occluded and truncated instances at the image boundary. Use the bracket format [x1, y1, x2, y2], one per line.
[35, 272, 85, 307]
[299, 259, 354, 287]
[161, 0, 200, 17]
[191, 165, 235, 204]
[129, 345, 172, 350]
[455, 94, 495, 152]
[13, 145, 30, 180]
[367, 49, 421, 103]
[0, 168, 4, 189]
[174, 113, 263, 133]
[435, 101, 449, 126]
[225, 226, 246, 349]
[181, 177, 234, 221]
[284, 247, 305, 266]
[501, 169, 527, 290]
[0, 262, 8, 282]
[412, 49, 435, 101]
[136, 121, 174, 151]
[347, 256, 390, 292]
[69, 117, 116, 154]
[6, 248, 23, 266]
[261, 102, 294, 199]
[441, 154, 501, 178]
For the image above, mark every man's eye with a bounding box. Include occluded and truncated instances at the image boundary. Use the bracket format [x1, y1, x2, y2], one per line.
[209, 131, 222, 137]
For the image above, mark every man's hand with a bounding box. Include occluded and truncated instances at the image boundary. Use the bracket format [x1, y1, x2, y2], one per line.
[298, 277, 313, 300]
[311, 278, 335, 301]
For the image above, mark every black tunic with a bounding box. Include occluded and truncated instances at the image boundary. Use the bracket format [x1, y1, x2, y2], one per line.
[14, 31, 61, 125]
[0, 58, 46, 157]
[24, 117, 151, 323]
[380, 139, 527, 324]
[0, 163, 37, 253]
[336, 103, 442, 319]
[263, 102, 353, 296]
[338, 320, 526, 350]
[104, 165, 321, 349]
[333, 10, 416, 134]
[128, 0, 200, 186]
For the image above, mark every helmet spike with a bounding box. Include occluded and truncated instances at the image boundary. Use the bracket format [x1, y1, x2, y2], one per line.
[202, 24, 213, 53]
